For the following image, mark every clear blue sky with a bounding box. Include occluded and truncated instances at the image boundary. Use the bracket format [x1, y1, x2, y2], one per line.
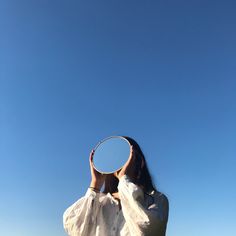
[1, 0, 236, 235]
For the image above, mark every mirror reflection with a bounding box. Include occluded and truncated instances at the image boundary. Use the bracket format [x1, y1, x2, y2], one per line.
[92, 136, 131, 174]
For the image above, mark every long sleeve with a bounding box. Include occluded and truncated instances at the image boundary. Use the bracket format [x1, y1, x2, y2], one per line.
[117, 175, 169, 236]
[63, 188, 102, 236]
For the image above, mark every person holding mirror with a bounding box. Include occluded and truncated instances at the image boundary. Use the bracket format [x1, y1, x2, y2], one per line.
[63, 136, 169, 236]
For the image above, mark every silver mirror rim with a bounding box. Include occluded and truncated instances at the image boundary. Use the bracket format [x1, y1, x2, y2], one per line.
[92, 135, 131, 174]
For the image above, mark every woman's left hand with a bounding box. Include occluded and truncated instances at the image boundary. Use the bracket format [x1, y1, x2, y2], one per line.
[114, 145, 136, 180]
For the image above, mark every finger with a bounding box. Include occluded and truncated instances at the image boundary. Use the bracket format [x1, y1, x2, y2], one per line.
[129, 145, 136, 162]
[89, 149, 95, 162]
[123, 148, 134, 169]
[89, 152, 95, 171]
[113, 171, 119, 179]
[129, 145, 134, 158]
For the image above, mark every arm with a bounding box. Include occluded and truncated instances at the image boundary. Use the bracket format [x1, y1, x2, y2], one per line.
[115, 146, 168, 235]
[63, 188, 102, 236]
[63, 149, 106, 236]
[118, 175, 169, 235]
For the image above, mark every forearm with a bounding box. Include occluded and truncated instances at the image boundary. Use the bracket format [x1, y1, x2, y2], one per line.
[118, 175, 149, 221]
[63, 189, 101, 235]
[89, 180, 103, 191]
[118, 175, 168, 234]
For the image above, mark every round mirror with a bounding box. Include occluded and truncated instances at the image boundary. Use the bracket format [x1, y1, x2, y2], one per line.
[92, 136, 131, 174]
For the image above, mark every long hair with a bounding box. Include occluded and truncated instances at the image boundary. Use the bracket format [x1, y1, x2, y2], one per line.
[103, 136, 157, 195]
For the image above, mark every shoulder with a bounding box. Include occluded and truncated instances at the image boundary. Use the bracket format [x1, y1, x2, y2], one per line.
[151, 191, 169, 221]
[153, 190, 169, 206]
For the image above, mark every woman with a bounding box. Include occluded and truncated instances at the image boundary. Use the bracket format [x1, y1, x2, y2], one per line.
[63, 136, 169, 236]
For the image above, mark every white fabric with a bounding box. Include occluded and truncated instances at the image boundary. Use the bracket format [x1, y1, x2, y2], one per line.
[63, 175, 168, 236]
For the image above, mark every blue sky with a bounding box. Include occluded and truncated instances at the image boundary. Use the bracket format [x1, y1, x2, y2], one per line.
[1, 0, 236, 235]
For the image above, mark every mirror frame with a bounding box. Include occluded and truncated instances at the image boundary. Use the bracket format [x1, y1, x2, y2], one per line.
[92, 135, 131, 174]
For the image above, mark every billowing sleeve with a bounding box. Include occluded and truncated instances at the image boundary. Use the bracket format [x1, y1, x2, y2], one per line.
[63, 188, 103, 236]
[117, 175, 169, 236]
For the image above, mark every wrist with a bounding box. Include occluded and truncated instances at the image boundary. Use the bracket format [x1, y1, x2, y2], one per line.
[90, 180, 102, 190]
[88, 186, 100, 193]
[118, 173, 124, 180]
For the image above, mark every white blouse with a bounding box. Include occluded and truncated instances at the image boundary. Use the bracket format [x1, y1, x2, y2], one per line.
[63, 175, 169, 236]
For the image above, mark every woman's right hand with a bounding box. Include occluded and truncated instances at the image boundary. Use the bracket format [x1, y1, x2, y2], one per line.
[89, 149, 105, 190]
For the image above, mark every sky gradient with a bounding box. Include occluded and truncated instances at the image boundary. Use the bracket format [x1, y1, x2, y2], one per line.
[1, 0, 236, 235]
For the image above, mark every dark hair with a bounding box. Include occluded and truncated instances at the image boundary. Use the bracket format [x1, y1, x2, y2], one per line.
[103, 136, 157, 195]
